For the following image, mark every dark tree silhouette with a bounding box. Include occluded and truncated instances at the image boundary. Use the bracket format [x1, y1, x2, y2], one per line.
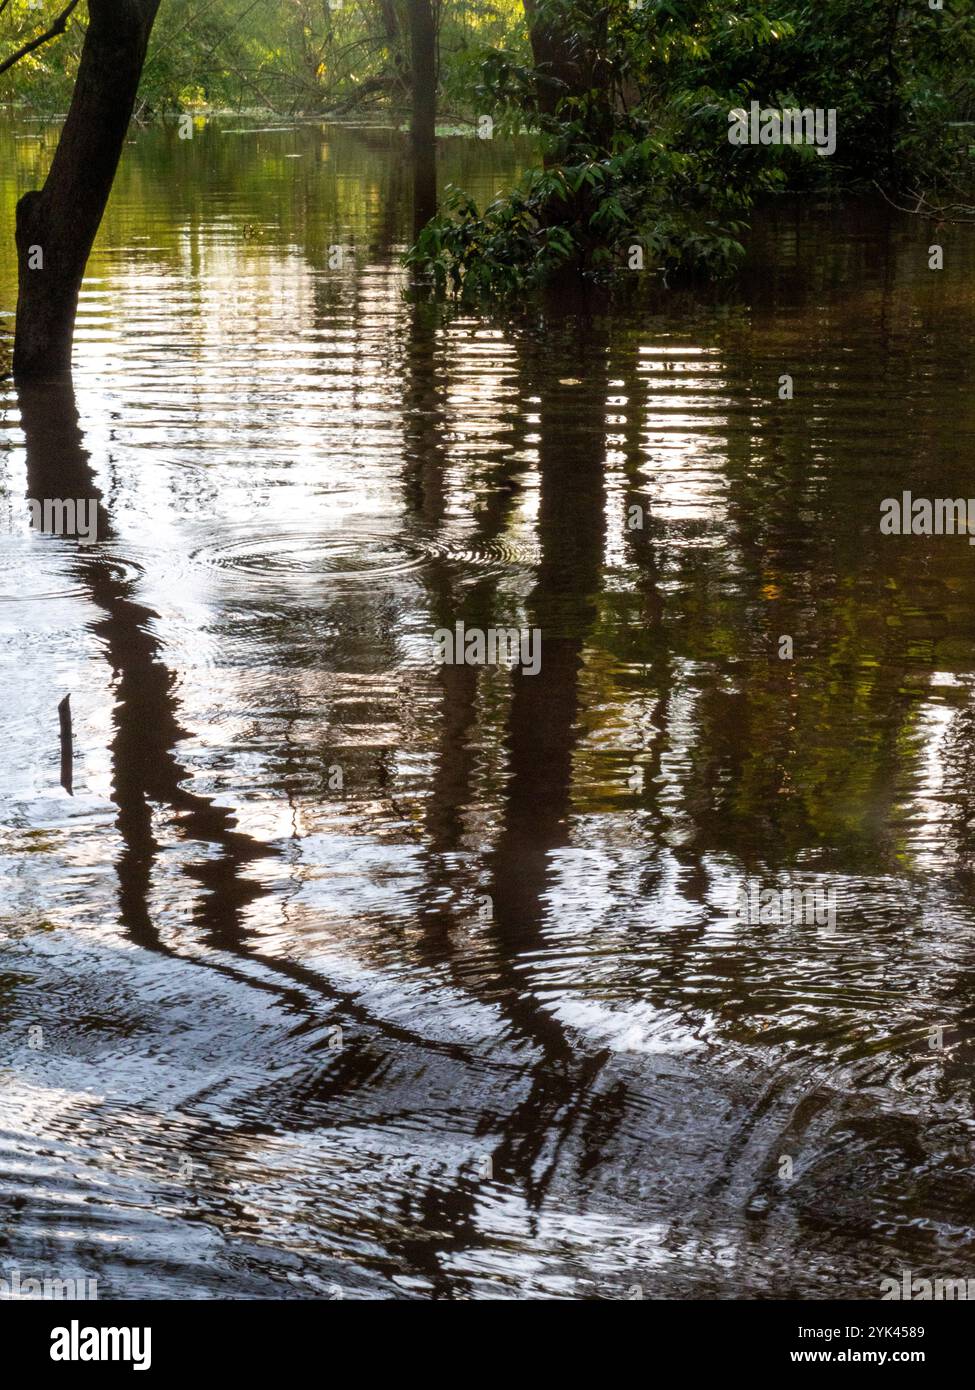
[13, 0, 163, 377]
[407, 0, 436, 236]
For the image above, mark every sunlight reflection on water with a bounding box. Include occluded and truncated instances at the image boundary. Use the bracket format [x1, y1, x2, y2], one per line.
[1, 118, 975, 1298]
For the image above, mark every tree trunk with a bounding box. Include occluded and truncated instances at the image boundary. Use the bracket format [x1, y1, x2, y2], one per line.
[13, 0, 163, 378]
[521, 0, 612, 165]
[521, 0, 585, 120]
[378, 0, 409, 98]
[407, 0, 437, 237]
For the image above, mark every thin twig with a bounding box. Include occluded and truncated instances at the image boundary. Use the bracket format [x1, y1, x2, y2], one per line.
[872, 179, 975, 225]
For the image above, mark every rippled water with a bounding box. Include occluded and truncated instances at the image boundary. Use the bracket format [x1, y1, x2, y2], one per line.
[2, 118, 975, 1300]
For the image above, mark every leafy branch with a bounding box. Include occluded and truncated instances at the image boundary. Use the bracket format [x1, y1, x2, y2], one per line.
[0, 0, 82, 78]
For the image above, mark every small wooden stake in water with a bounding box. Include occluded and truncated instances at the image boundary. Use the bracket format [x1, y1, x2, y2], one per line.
[58, 694, 73, 796]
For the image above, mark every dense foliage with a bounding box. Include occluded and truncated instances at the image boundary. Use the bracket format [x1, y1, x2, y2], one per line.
[2, 0, 973, 298]
[409, 0, 975, 297]
[0, 0, 527, 115]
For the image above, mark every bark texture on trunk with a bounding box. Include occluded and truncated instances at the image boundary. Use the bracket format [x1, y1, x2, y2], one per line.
[521, 0, 586, 119]
[13, 0, 162, 378]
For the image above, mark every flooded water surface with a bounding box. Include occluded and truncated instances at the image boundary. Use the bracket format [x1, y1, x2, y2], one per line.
[2, 118, 975, 1299]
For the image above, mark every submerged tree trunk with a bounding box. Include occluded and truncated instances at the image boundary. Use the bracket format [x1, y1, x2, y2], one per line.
[13, 0, 163, 378]
[407, 0, 437, 237]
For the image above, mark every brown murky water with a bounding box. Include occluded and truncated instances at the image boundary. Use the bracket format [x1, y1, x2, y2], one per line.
[1, 117, 975, 1299]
